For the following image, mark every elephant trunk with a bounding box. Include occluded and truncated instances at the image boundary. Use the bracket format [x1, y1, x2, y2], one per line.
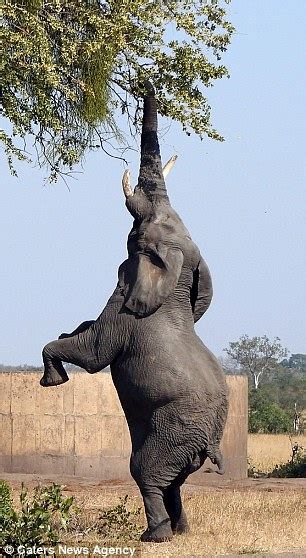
[136, 82, 169, 203]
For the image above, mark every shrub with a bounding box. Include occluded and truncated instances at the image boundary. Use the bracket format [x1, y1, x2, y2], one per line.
[249, 389, 292, 433]
[96, 495, 142, 542]
[0, 482, 74, 551]
[271, 442, 306, 478]
[249, 402, 292, 433]
[0, 481, 12, 519]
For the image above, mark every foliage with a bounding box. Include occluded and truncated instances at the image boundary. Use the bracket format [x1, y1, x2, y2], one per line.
[96, 495, 142, 542]
[0, 482, 74, 550]
[282, 353, 306, 372]
[224, 335, 287, 389]
[270, 442, 306, 478]
[218, 354, 240, 375]
[1, 0, 234, 181]
[249, 389, 292, 434]
[63, 494, 142, 545]
[259, 370, 306, 417]
[0, 481, 13, 520]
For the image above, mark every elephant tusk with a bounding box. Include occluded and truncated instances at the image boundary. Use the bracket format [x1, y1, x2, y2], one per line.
[162, 155, 178, 179]
[122, 169, 134, 198]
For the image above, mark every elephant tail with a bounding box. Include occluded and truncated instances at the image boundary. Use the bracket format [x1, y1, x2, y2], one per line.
[187, 446, 225, 476]
[206, 446, 225, 475]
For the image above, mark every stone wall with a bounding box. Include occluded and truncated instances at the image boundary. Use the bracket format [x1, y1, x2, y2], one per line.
[0, 372, 248, 482]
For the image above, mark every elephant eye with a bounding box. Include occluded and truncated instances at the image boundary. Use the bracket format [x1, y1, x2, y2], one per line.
[162, 221, 175, 233]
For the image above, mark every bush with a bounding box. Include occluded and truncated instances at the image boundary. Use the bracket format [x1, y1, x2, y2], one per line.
[0, 482, 74, 552]
[0, 483, 142, 554]
[271, 455, 306, 478]
[249, 402, 292, 433]
[0, 481, 12, 519]
[270, 442, 306, 478]
[96, 495, 142, 542]
[249, 389, 292, 433]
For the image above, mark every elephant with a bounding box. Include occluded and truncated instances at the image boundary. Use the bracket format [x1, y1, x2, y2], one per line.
[41, 82, 229, 543]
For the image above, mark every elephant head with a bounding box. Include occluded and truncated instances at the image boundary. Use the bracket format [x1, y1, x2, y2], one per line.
[119, 82, 201, 317]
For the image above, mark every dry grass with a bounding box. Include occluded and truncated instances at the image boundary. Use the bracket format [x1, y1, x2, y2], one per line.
[248, 434, 306, 473]
[58, 487, 306, 557]
[142, 491, 306, 557]
[8, 480, 306, 557]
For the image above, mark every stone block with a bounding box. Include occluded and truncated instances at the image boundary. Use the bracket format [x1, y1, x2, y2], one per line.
[0, 454, 12, 472]
[100, 374, 123, 416]
[0, 415, 12, 454]
[36, 384, 64, 415]
[101, 415, 124, 456]
[39, 415, 64, 455]
[11, 455, 37, 474]
[74, 416, 101, 456]
[11, 373, 36, 415]
[99, 456, 132, 481]
[74, 456, 104, 478]
[63, 375, 74, 415]
[75, 456, 131, 481]
[0, 373, 11, 414]
[63, 415, 75, 455]
[33, 455, 75, 476]
[73, 373, 99, 416]
[12, 415, 36, 455]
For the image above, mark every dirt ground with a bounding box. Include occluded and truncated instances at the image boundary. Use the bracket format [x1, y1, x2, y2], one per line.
[1, 473, 306, 558]
[1, 471, 305, 493]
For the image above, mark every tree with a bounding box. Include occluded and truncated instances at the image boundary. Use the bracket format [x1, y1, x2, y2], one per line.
[224, 335, 287, 390]
[248, 393, 292, 434]
[1, 0, 234, 181]
[218, 355, 240, 375]
[248, 388, 292, 434]
[282, 353, 306, 373]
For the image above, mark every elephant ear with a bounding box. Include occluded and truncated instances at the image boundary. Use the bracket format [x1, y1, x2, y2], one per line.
[190, 256, 213, 323]
[123, 245, 183, 317]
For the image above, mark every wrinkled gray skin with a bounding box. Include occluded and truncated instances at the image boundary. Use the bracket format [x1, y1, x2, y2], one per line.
[41, 83, 228, 543]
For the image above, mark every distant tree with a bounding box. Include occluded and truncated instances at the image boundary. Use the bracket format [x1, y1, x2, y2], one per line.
[1, 0, 234, 181]
[282, 353, 306, 373]
[218, 355, 240, 375]
[248, 390, 292, 434]
[224, 335, 287, 390]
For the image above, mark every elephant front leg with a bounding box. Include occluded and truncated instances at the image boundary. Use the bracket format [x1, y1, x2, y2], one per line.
[41, 336, 101, 387]
[41, 341, 69, 387]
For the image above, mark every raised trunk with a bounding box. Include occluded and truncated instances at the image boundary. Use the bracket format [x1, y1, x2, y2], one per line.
[136, 85, 169, 203]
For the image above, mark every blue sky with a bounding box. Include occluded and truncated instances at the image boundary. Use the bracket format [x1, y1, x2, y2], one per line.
[1, 0, 306, 366]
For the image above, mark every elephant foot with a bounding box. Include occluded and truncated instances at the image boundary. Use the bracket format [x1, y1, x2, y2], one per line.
[40, 360, 69, 387]
[141, 521, 173, 543]
[172, 510, 190, 535]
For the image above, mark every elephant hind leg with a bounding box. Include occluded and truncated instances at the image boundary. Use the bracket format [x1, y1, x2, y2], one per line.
[140, 487, 173, 543]
[163, 484, 189, 535]
[162, 450, 208, 535]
